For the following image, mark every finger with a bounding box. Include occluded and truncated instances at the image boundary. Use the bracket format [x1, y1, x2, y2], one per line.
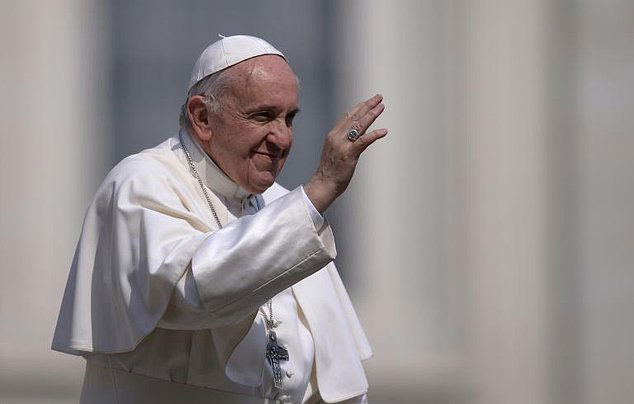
[337, 94, 383, 130]
[354, 102, 385, 133]
[353, 128, 388, 153]
[349, 94, 383, 122]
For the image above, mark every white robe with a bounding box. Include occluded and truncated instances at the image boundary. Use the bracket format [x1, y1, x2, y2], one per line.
[52, 133, 372, 403]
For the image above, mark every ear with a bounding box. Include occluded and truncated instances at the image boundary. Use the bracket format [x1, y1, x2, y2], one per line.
[187, 95, 213, 141]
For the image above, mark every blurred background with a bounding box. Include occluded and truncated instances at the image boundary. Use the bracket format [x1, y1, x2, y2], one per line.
[1, 0, 633, 403]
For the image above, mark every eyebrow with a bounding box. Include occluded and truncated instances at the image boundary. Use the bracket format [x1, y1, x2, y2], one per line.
[246, 105, 301, 115]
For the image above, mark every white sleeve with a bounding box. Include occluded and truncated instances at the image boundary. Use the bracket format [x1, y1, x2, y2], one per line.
[349, 393, 369, 404]
[52, 155, 337, 354]
[159, 186, 336, 329]
[331, 393, 368, 404]
[301, 184, 325, 229]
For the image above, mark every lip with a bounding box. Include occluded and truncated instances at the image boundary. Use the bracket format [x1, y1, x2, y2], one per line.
[254, 151, 284, 160]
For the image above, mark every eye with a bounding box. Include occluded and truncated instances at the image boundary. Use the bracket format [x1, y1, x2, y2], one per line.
[251, 111, 274, 122]
[285, 111, 298, 127]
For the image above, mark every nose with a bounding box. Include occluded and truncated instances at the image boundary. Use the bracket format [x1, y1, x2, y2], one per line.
[266, 120, 292, 153]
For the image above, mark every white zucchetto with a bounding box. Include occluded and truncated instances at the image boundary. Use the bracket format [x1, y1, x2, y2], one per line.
[188, 35, 285, 89]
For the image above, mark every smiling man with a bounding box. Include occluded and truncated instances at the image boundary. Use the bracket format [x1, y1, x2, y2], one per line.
[52, 35, 387, 404]
[191, 54, 299, 194]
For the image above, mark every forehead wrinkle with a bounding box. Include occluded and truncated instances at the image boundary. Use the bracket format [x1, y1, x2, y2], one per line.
[224, 56, 299, 112]
[223, 59, 261, 109]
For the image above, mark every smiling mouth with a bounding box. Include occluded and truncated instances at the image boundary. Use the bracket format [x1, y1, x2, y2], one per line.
[254, 151, 285, 160]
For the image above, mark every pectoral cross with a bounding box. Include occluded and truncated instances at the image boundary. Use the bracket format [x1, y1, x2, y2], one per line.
[265, 330, 289, 388]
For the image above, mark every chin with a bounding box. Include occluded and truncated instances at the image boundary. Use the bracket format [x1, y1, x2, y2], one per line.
[247, 175, 277, 194]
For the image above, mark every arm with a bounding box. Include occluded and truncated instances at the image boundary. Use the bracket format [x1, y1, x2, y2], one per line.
[53, 94, 386, 355]
[160, 95, 387, 329]
[158, 186, 334, 329]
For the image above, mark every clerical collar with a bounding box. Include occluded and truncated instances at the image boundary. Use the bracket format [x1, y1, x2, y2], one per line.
[179, 129, 252, 202]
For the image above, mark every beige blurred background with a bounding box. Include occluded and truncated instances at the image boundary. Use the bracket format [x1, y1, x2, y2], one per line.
[1, 1, 633, 403]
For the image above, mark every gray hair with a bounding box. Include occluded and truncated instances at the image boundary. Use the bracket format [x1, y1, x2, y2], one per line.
[178, 68, 235, 132]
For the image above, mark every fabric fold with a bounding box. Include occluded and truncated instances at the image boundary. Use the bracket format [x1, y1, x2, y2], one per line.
[52, 135, 372, 402]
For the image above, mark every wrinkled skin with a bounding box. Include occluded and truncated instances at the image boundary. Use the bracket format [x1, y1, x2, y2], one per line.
[188, 55, 387, 212]
[188, 55, 299, 194]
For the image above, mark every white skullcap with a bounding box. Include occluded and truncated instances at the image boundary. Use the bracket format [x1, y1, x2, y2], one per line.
[188, 35, 285, 90]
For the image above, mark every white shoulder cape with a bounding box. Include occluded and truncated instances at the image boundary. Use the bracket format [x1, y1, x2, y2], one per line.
[52, 136, 372, 402]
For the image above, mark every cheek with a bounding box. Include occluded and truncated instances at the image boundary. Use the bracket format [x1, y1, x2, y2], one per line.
[251, 153, 274, 170]
[250, 154, 287, 178]
[218, 137, 255, 171]
[275, 157, 288, 174]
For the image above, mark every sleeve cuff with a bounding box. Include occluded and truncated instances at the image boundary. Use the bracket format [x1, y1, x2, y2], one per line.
[301, 185, 324, 229]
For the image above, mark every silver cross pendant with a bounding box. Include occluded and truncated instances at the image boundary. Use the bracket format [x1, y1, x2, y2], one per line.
[265, 330, 289, 388]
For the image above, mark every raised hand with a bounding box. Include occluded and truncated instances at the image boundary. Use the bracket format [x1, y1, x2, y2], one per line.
[304, 94, 388, 213]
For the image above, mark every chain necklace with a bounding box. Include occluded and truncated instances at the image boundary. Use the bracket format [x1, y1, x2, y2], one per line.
[179, 131, 223, 229]
[179, 132, 289, 389]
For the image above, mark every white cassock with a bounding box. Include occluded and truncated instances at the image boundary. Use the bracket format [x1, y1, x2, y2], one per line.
[52, 131, 372, 403]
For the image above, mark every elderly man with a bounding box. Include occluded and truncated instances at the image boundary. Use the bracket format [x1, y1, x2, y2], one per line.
[52, 35, 387, 404]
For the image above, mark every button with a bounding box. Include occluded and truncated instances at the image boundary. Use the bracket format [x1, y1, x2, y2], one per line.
[286, 370, 294, 378]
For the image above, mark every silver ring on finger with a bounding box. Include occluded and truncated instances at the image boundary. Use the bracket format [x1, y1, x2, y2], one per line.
[347, 128, 361, 142]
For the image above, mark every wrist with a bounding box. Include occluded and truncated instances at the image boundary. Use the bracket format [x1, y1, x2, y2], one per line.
[304, 174, 338, 214]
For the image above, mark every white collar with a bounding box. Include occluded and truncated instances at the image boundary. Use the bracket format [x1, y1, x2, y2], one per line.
[179, 129, 252, 202]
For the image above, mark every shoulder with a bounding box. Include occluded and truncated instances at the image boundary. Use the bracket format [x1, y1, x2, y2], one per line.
[93, 138, 187, 206]
[104, 138, 183, 184]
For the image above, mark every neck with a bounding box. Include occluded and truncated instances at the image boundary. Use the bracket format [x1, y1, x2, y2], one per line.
[179, 129, 252, 201]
